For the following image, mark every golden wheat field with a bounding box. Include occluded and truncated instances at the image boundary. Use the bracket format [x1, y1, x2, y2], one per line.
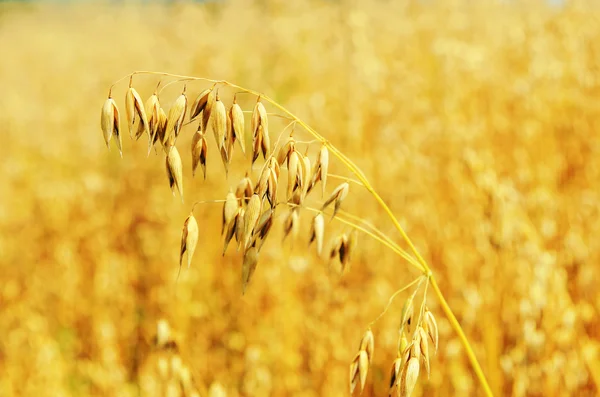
[1, 0, 599, 396]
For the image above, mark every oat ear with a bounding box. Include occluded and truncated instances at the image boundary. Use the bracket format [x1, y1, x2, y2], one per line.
[230, 96, 246, 154]
[212, 94, 227, 150]
[101, 97, 115, 148]
[190, 88, 212, 122]
[166, 146, 184, 201]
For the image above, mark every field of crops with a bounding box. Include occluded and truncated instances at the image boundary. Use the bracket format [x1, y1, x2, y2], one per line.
[0, 1, 599, 396]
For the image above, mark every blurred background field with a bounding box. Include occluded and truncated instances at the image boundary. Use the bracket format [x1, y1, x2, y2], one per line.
[1, 0, 599, 396]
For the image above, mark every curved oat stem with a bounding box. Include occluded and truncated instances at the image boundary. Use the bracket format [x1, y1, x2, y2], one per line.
[111, 71, 494, 397]
[369, 276, 425, 327]
[327, 173, 364, 187]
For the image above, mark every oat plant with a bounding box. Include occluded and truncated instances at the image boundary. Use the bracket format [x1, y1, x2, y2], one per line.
[100, 71, 494, 397]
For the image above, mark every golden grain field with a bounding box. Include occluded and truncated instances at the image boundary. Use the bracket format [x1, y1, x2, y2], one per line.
[0, 1, 599, 396]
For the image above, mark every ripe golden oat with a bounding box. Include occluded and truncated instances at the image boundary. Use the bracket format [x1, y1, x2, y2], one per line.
[190, 88, 212, 122]
[179, 212, 199, 279]
[212, 95, 227, 150]
[322, 182, 349, 218]
[125, 86, 149, 141]
[191, 129, 208, 179]
[230, 96, 246, 154]
[100, 96, 122, 157]
[165, 146, 184, 200]
[164, 90, 187, 146]
[308, 212, 325, 255]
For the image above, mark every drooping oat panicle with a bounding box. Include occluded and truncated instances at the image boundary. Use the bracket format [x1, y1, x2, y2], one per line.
[201, 89, 215, 134]
[212, 95, 227, 149]
[322, 182, 349, 218]
[190, 88, 212, 122]
[241, 246, 258, 295]
[101, 96, 122, 157]
[309, 212, 325, 255]
[125, 87, 149, 140]
[145, 93, 160, 154]
[191, 129, 208, 179]
[423, 307, 438, 354]
[166, 146, 184, 200]
[243, 193, 262, 250]
[360, 329, 375, 365]
[164, 90, 187, 146]
[418, 326, 430, 378]
[178, 212, 198, 280]
[230, 96, 246, 154]
[222, 191, 239, 235]
[236, 173, 254, 205]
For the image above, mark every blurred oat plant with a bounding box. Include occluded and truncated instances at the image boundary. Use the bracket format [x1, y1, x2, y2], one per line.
[100, 72, 493, 396]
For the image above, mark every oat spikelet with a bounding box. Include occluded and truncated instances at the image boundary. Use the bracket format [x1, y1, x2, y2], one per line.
[190, 88, 212, 122]
[145, 93, 160, 154]
[318, 146, 329, 197]
[287, 150, 300, 200]
[235, 208, 245, 250]
[358, 350, 369, 394]
[178, 212, 199, 280]
[261, 124, 271, 159]
[400, 298, 414, 334]
[266, 168, 278, 208]
[202, 89, 215, 133]
[283, 208, 299, 242]
[125, 87, 149, 140]
[242, 246, 258, 295]
[101, 96, 122, 157]
[230, 96, 246, 154]
[418, 327, 430, 378]
[389, 357, 403, 396]
[400, 357, 420, 397]
[360, 329, 375, 365]
[212, 95, 227, 149]
[349, 352, 360, 394]
[166, 146, 184, 200]
[164, 91, 187, 146]
[156, 108, 168, 148]
[322, 182, 349, 218]
[308, 212, 325, 255]
[424, 307, 439, 354]
[223, 191, 239, 235]
[236, 173, 254, 205]
[277, 135, 295, 166]
[191, 129, 208, 179]
[243, 194, 262, 249]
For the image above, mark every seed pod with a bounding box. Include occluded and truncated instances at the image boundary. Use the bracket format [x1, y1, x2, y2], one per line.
[254, 209, 274, 251]
[236, 173, 254, 205]
[400, 357, 420, 397]
[100, 96, 122, 157]
[178, 212, 199, 280]
[145, 93, 160, 154]
[223, 191, 239, 235]
[191, 129, 208, 179]
[201, 89, 215, 134]
[243, 194, 262, 250]
[164, 91, 187, 146]
[230, 96, 246, 154]
[190, 88, 212, 121]
[389, 357, 403, 395]
[322, 182, 349, 218]
[424, 308, 439, 354]
[242, 246, 258, 295]
[212, 95, 227, 149]
[125, 86, 149, 140]
[360, 329, 375, 365]
[166, 146, 184, 200]
[309, 213, 325, 255]
[251, 99, 268, 139]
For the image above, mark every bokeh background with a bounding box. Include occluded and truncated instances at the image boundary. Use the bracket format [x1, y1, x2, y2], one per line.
[0, 0, 599, 396]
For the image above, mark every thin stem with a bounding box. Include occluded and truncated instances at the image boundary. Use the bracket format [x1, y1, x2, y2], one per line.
[327, 173, 364, 187]
[369, 276, 424, 327]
